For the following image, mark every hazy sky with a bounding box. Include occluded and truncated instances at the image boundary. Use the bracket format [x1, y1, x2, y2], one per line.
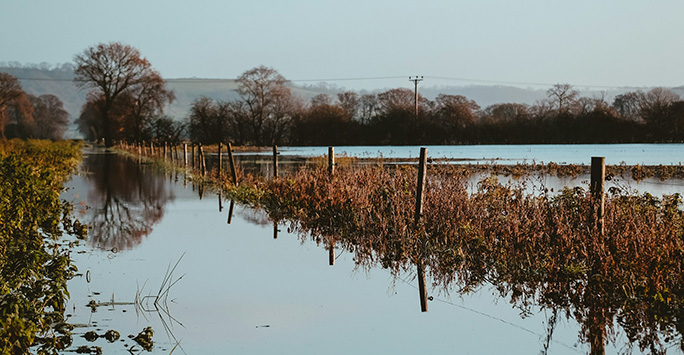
[1, 0, 682, 90]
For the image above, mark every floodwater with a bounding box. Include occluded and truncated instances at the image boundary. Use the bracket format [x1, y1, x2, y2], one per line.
[228, 144, 684, 196]
[59, 146, 684, 354]
[238, 143, 684, 165]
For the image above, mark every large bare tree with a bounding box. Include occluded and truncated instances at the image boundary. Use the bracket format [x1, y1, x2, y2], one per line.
[74, 42, 171, 146]
[235, 66, 298, 145]
[546, 83, 579, 114]
[126, 71, 175, 142]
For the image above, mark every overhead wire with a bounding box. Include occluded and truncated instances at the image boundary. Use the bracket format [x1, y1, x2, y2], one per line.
[5, 74, 654, 90]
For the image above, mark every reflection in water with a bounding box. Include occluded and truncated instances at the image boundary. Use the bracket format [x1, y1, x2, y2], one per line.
[81, 151, 175, 250]
[73, 147, 684, 354]
[227, 165, 684, 354]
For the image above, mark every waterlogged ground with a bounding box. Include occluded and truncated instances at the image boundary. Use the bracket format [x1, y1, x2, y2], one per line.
[59, 148, 682, 354]
[238, 143, 684, 165]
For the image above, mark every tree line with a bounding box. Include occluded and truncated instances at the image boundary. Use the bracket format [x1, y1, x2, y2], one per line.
[187, 81, 684, 146]
[5, 42, 684, 145]
[0, 73, 69, 140]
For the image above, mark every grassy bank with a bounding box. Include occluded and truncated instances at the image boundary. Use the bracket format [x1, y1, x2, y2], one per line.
[0, 139, 85, 354]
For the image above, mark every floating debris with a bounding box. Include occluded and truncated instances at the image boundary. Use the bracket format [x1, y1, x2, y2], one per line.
[83, 331, 98, 342]
[75, 345, 102, 354]
[104, 329, 120, 342]
[131, 326, 154, 351]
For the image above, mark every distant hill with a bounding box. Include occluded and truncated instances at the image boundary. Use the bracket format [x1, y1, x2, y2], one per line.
[3, 65, 683, 138]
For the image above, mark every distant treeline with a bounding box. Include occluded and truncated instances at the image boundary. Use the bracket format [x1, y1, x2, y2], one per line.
[5, 42, 684, 145]
[187, 82, 684, 146]
[0, 72, 70, 140]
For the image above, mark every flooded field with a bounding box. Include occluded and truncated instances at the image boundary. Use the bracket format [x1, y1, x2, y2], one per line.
[59, 146, 684, 354]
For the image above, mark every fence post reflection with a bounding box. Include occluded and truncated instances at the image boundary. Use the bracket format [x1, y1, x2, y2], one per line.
[415, 147, 428, 312]
[590, 156, 605, 237]
[329, 242, 335, 266]
[227, 200, 235, 224]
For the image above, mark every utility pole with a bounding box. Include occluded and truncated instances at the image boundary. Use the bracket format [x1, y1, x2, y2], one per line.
[409, 76, 423, 118]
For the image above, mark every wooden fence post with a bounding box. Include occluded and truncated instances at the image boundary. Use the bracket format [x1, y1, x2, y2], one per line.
[273, 145, 279, 178]
[326, 146, 336, 265]
[191, 144, 196, 169]
[227, 143, 238, 185]
[587, 157, 607, 355]
[227, 200, 235, 224]
[328, 146, 335, 175]
[218, 142, 222, 176]
[591, 156, 605, 237]
[199, 143, 206, 176]
[415, 147, 428, 312]
[415, 148, 427, 224]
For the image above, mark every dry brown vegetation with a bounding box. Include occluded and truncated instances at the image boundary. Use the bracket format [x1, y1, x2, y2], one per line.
[118, 144, 684, 353]
[237, 164, 683, 353]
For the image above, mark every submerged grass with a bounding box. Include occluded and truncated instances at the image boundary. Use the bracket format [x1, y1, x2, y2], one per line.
[119, 144, 684, 353]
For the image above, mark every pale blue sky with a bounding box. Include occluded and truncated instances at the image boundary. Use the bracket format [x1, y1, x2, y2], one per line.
[1, 0, 682, 90]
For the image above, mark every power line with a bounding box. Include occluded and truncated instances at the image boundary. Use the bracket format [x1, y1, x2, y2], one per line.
[424, 75, 639, 89]
[289, 76, 407, 83]
[6, 74, 669, 90]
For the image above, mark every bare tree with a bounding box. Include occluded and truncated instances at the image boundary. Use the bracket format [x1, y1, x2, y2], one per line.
[74, 42, 168, 146]
[376, 88, 417, 115]
[640, 87, 679, 119]
[126, 71, 175, 143]
[235, 66, 297, 145]
[310, 93, 332, 107]
[187, 97, 231, 144]
[482, 103, 529, 124]
[150, 115, 184, 144]
[432, 94, 480, 129]
[613, 91, 643, 121]
[359, 94, 378, 125]
[337, 91, 360, 120]
[547, 83, 579, 114]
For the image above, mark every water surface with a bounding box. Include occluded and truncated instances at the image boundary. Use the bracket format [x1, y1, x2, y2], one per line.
[60, 148, 683, 354]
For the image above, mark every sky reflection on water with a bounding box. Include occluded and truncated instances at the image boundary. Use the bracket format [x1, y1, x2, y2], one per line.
[59, 148, 684, 354]
[58, 151, 600, 354]
[242, 144, 684, 165]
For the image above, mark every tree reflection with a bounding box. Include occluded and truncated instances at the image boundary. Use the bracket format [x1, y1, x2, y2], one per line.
[83, 152, 174, 250]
